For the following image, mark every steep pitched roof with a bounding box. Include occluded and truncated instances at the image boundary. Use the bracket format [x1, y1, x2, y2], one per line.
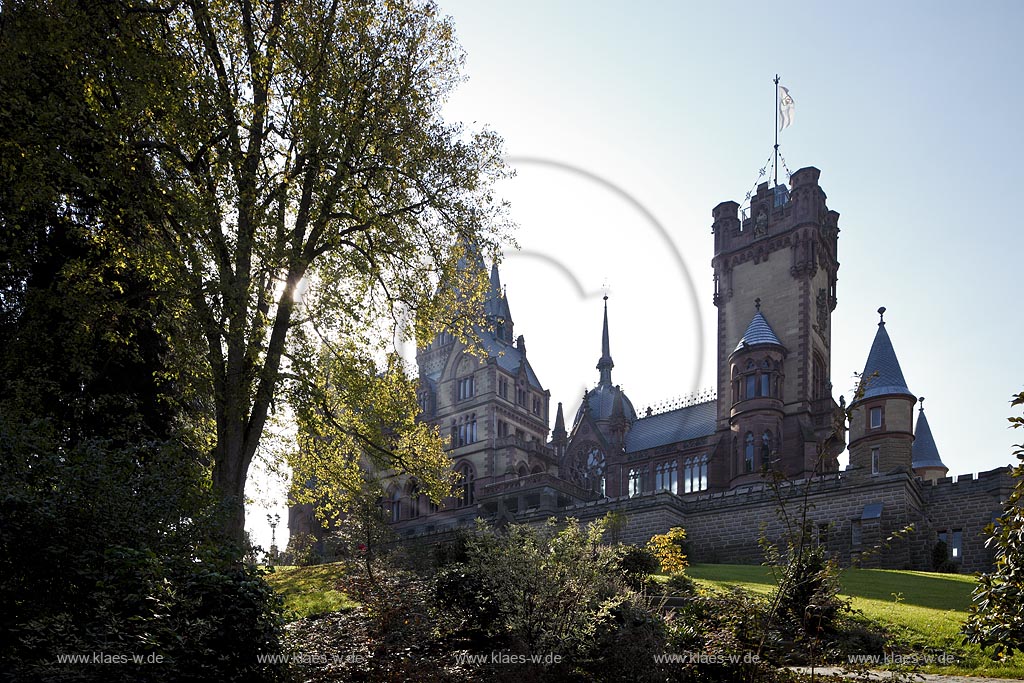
[624, 400, 717, 453]
[912, 403, 947, 470]
[481, 334, 542, 389]
[856, 310, 914, 402]
[733, 310, 784, 354]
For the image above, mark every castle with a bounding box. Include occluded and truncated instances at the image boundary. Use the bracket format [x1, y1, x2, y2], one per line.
[290, 166, 1012, 572]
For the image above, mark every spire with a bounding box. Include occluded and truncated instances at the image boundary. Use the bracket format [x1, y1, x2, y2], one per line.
[553, 402, 566, 439]
[596, 295, 614, 385]
[733, 300, 784, 354]
[854, 307, 914, 403]
[484, 257, 513, 341]
[489, 261, 501, 292]
[912, 397, 947, 471]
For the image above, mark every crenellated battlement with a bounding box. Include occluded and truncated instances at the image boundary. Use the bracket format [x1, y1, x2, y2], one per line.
[919, 466, 1012, 494]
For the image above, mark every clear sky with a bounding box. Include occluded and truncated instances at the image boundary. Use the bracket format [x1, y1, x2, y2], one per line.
[247, 0, 1024, 551]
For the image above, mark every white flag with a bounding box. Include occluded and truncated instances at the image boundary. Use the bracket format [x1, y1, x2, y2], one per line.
[778, 84, 795, 131]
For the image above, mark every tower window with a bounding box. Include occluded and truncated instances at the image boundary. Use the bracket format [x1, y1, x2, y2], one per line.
[952, 530, 963, 560]
[871, 447, 880, 475]
[761, 430, 772, 468]
[870, 406, 883, 429]
[457, 415, 477, 446]
[744, 432, 755, 473]
[498, 376, 509, 399]
[457, 376, 475, 401]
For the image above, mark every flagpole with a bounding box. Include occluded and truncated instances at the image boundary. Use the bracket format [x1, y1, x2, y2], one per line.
[773, 74, 780, 187]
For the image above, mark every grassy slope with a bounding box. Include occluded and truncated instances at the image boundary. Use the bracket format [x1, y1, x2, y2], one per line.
[686, 563, 1024, 679]
[264, 563, 358, 620]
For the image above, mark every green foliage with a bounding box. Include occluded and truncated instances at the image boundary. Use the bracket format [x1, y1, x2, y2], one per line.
[434, 518, 631, 658]
[265, 563, 359, 621]
[646, 527, 690, 575]
[615, 545, 661, 591]
[964, 390, 1024, 657]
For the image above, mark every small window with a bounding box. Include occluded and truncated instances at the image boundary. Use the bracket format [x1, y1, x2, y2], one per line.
[952, 530, 963, 560]
[457, 376, 475, 401]
[871, 447, 879, 475]
[870, 406, 882, 429]
[628, 468, 642, 497]
[745, 375, 756, 399]
[744, 432, 755, 472]
[760, 373, 770, 397]
[498, 377, 509, 399]
[851, 520, 862, 547]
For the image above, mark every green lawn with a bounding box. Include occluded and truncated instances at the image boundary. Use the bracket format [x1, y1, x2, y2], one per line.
[686, 563, 1024, 679]
[263, 563, 358, 620]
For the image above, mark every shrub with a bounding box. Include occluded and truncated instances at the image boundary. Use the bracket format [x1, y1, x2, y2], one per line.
[665, 572, 697, 595]
[615, 545, 661, 591]
[646, 527, 689, 575]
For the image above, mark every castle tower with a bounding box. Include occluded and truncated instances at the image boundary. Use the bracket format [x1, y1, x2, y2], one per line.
[728, 300, 787, 482]
[711, 167, 844, 481]
[847, 307, 917, 479]
[911, 398, 948, 482]
[564, 297, 636, 496]
[410, 254, 553, 520]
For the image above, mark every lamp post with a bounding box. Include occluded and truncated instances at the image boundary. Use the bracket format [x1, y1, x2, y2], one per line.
[267, 513, 280, 567]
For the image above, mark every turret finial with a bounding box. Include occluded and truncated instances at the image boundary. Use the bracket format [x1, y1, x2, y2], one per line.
[878, 306, 886, 325]
[755, 297, 761, 312]
[918, 396, 925, 412]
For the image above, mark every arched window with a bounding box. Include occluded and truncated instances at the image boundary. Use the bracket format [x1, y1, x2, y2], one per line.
[684, 455, 709, 493]
[516, 462, 529, 477]
[744, 432, 755, 473]
[628, 468, 642, 497]
[406, 481, 420, 519]
[457, 464, 475, 508]
[813, 352, 826, 399]
[390, 487, 401, 523]
[762, 430, 772, 469]
[586, 448, 606, 497]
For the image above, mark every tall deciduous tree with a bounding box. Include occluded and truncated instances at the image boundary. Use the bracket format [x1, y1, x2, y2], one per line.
[964, 390, 1024, 656]
[127, 0, 510, 544]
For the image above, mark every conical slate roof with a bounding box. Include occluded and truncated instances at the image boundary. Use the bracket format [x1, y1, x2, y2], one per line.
[733, 310, 784, 354]
[912, 403, 947, 470]
[856, 310, 915, 402]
